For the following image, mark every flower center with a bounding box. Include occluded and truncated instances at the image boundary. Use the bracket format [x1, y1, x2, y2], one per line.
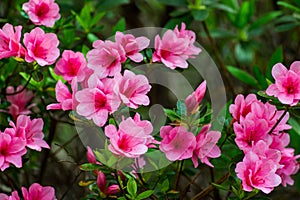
[36, 3, 50, 17]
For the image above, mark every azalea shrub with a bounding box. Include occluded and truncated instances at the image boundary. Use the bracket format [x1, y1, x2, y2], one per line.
[0, 0, 300, 200]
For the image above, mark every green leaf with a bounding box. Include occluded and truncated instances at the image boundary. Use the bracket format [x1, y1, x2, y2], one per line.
[176, 100, 187, 117]
[235, 1, 253, 29]
[266, 46, 283, 81]
[191, 9, 209, 21]
[289, 117, 300, 136]
[112, 18, 126, 35]
[249, 11, 282, 32]
[211, 183, 229, 191]
[234, 43, 254, 64]
[164, 109, 180, 121]
[275, 22, 300, 32]
[90, 12, 106, 27]
[227, 66, 258, 87]
[79, 163, 101, 171]
[221, 0, 239, 24]
[127, 178, 137, 198]
[87, 33, 99, 43]
[210, 3, 237, 14]
[159, 179, 169, 193]
[136, 190, 153, 200]
[19, 72, 42, 89]
[49, 67, 66, 83]
[80, 4, 91, 25]
[156, 0, 188, 6]
[96, 0, 130, 12]
[253, 66, 268, 89]
[277, 1, 300, 13]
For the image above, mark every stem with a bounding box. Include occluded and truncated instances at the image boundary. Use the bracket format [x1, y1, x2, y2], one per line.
[201, 21, 235, 95]
[267, 106, 289, 135]
[191, 172, 229, 200]
[175, 160, 184, 190]
[114, 170, 129, 200]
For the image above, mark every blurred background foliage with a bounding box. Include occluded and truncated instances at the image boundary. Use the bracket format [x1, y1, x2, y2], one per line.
[1, 0, 300, 199]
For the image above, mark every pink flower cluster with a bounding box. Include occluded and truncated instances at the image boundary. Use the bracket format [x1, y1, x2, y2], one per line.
[1, 85, 35, 120]
[159, 124, 221, 168]
[0, 183, 57, 200]
[230, 94, 299, 193]
[0, 115, 49, 171]
[48, 33, 152, 127]
[22, 0, 60, 28]
[105, 114, 158, 158]
[0, 23, 60, 66]
[153, 23, 202, 69]
[266, 62, 300, 106]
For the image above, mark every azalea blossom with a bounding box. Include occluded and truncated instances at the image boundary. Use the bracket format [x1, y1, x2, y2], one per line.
[0, 130, 27, 171]
[87, 40, 126, 78]
[233, 116, 271, 152]
[22, 0, 60, 28]
[47, 79, 77, 111]
[115, 70, 151, 109]
[0, 191, 20, 200]
[159, 125, 196, 161]
[235, 151, 281, 194]
[192, 124, 221, 168]
[229, 94, 258, 123]
[75, 76, 120, 127]
[185, 80, 206, 114]
[276, 148, 300, 187]
[0, 23, 25, 60]
[266, 62, 300, 106]
[5, 85, 34, 120]
[115, 31, 150, 62]
[54, 50, 91, 83]
[153, 23, 201, 69]
[23, 27, 60, 66]
[22, 183, 57, 200]
[8, 115, 49, 151]
[105, 114, 156, 158]
[97, 171, 120, 197]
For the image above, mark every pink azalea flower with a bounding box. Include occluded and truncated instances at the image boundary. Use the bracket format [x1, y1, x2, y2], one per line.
[266, 62, 300, 106]
[229, 94, 258, 123]
[235, 151, 281, 194]
[249, 101, 291, 134]
[5, 85, 35, 120]
[233, 117, 271, 152]
[0, 23, 25, 59]
[87, 40, 126, 78]
[115, 31, 150, 62]
[8, 115, 49, 151]
[0, 191, 20, 200]
[192, 124, 221, 168]
[75, 76, 120, 127]
[97, 171, 120, 197]
[22, 183, 57, 200]
[270, 132, 290, 151]
[276, 148, 300, 187]
[54, 50, 91, 83]
[23, 27, 60, 66]
[0, 130, 27, 171]
[185, 80, 206, 114]
[159, 125, 196, 161]
[46, 79, 77, 111]
[22, 0, 60, 28]
[87, 146, 97, 164]
[250, 140, 281, 168]
[153, 23, 201, 69]
[115, 70, 151, 109]
[105, 114, 156, 158]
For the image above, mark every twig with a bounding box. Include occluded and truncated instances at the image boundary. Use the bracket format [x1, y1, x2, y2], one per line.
[267, 106, 289, 135]
[175, 160, 184, 190]
[191, 172, 229, 200]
